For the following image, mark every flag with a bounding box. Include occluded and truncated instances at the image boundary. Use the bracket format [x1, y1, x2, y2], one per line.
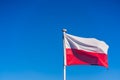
[64, 33, 109, 68]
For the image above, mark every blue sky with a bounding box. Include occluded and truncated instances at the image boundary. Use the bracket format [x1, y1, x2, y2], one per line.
[0, 0, 120, 80]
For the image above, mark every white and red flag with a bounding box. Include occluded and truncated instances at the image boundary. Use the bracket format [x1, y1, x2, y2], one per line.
[64, 33, 109, 68]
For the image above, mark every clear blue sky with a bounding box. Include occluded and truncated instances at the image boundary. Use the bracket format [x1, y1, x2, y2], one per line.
[0, 0, 120, 80]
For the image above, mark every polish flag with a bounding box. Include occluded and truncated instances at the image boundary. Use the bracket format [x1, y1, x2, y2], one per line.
[64, 33, 109, 68]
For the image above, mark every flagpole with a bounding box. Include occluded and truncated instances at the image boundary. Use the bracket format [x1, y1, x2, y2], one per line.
[62, 29, 67, 80]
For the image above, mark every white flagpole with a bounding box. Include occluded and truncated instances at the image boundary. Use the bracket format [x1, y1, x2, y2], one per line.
[62, 29, 67, 80]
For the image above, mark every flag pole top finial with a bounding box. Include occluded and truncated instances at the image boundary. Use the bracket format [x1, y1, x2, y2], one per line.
[62, 29, 67, 32]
